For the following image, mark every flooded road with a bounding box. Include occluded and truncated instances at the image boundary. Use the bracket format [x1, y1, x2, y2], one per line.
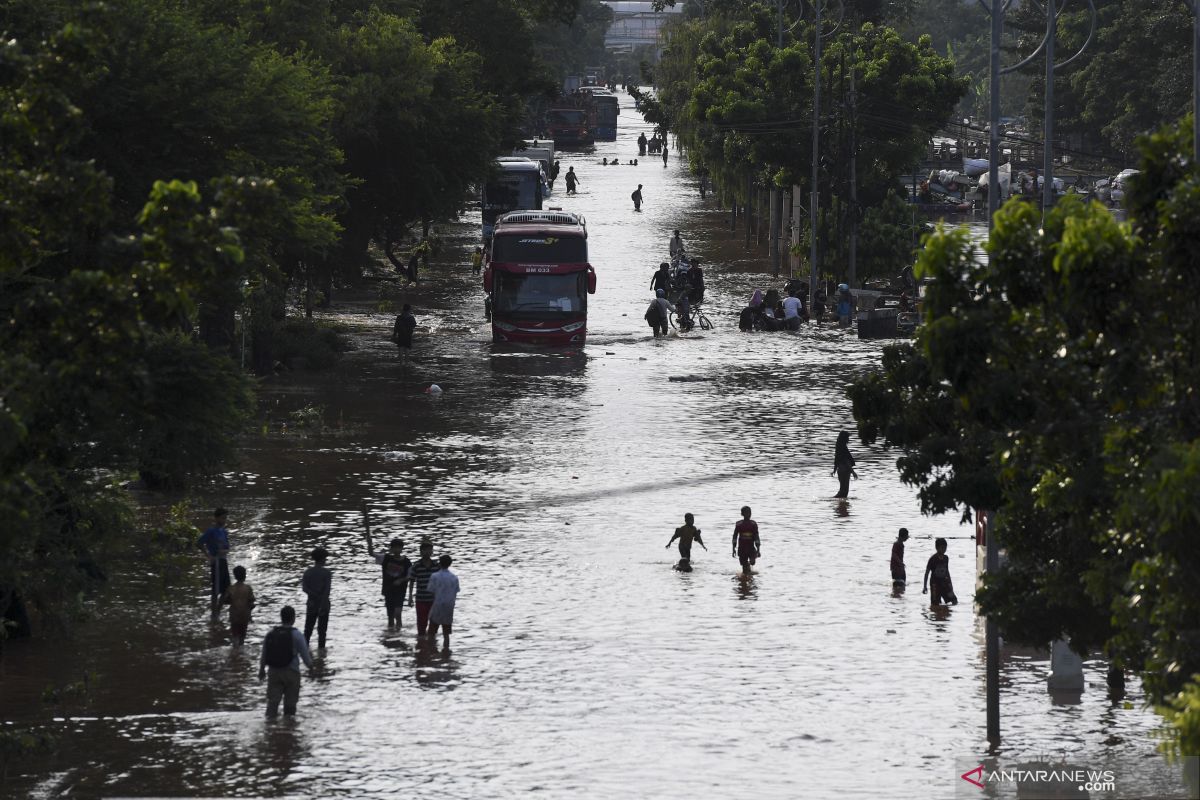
[1, 92, 1189, 799]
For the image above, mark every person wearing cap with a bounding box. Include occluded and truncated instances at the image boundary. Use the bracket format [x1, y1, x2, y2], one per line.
[301, 547, 333, 649]
[366, 530, 412, 628]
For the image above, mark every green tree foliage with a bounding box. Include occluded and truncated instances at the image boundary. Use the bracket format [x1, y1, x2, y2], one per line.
[1, 30, 264, 629]
[847, 118, 1200, 747]
[654, 2, 963, 281]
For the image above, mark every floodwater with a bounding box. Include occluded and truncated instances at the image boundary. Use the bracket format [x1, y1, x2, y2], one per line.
[1, 93, 1193, 800]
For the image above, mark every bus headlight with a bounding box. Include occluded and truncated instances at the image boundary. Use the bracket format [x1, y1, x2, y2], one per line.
[494, 320, 516, 332]
[561, 321, 585, 332]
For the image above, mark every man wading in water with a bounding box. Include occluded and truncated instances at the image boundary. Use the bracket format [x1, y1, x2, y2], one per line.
[732, 506, 761, 575]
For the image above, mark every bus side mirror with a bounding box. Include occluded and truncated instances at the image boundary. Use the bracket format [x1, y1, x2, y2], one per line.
[587, 265, 596, 294]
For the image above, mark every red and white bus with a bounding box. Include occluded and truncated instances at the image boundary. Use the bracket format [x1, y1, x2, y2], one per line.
[483, 211, 596, 346]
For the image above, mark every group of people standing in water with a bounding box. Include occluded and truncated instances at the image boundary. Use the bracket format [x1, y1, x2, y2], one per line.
[196, 508, 460, 717]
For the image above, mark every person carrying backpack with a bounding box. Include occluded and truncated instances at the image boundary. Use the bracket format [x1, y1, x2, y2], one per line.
[631, 184, 643, 211]
[258, 605, 314, 717]
[645, 289, 674, 337]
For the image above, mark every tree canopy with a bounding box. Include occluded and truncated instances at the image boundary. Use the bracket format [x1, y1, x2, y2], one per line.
[847, 117, 1200, 753]
[652, 1, 965, 283]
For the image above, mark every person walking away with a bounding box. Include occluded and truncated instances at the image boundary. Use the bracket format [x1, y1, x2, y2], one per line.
[221, 565, 255, 647]
[782, 292, 804, 331]
[651, 262, 672, 295]
[259, 605, 313, 717]
[197, 507, 232, 620]
[405, 249, 421, 285]
[645, 289, 674, 337]
[408, 539, 438, 637]
[732, 506, 760, 574]
[688, 259, 705, 303]
[891, 528, 909, 588]
[833, 430, 858, 498]
[550, 159, 561, 189]
[669, 230, 685, 261]
[393, 304, 417, 355]
[922, 537, 958, 606]
[631, 184, 643, 211]
[836, 283, 854, 327]
[471, 246, 483, 274]
[637, 132, 647, 156]
[677, 293, 693, 332]
[427, 555, 460, 650]
[564, 166, 579, 195]
[662, 142, 669, 165]
[301, 547, 332, 649]
[666, 513, 706, 561]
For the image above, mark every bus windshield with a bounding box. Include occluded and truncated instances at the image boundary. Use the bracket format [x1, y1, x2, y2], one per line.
[494, 272, 588, 319]
[492, 235, 587, 263]
[484, 172, 541, 215]
[548, 109, 585, 126]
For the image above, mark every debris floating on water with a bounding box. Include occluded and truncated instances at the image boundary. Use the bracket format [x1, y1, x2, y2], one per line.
[668, 375, 708, 382]
[425, 384, 443, 395]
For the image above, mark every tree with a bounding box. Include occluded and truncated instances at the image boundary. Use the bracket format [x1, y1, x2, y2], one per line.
[847, 117, 1200, 749]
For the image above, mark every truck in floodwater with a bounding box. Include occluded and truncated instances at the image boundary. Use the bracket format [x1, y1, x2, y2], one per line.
[483, 211, 596, 346]
[581, 89, 619, 140]
[546, 104, 595, 148]
[482, 159, 544, 241]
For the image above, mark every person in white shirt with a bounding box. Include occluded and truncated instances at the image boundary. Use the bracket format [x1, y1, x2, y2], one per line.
[669, 230, 685, 261]
[782, 293, 806, 331]
[427, 555, 460, 650]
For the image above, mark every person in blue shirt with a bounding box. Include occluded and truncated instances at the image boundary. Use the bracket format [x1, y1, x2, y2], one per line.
[197, 507, 231, 620]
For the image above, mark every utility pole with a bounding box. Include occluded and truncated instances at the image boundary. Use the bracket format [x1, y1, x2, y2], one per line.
[1042, 0, 1056, 214]
[1184, 1, 1200, 160]
[848, 39, 858, 288]
[808, 0, 823, 312]
[987, 2, 1001, 232]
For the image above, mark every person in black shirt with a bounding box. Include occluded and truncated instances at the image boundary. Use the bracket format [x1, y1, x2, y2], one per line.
[367, 531, 412, 628]
[301, 547, 332, 649]
[651, 262, 672, 295]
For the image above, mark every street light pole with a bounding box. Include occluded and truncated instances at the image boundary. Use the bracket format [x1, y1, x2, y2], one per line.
[987, 1, 1001, 231]
[1042, 0, 1056, 214]
[809, 0, 823, 312]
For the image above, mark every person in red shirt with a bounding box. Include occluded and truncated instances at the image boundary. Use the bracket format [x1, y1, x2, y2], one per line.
[731, 506, 760, 574]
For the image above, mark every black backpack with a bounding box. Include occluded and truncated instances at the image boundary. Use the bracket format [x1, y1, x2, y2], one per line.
[263, 626, 295, 668]
[644, 300, 662, 324]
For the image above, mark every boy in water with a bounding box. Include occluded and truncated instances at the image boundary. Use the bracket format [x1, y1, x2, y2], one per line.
[366, 533, 412, 628]
[731, 506, 761, 574]
[222, 565, 256, 647]
[427, 554, 460, 650]
[922, 537, 958, 606]
[197, 507, 232, 620]
[891, 528, 909, 588]
[666, 513, 706, 561]
[408, 539, 438, 637]
[301, 547, 332, 649]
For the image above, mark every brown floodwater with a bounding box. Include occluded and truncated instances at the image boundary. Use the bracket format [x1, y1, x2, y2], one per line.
[1, 91, 1193, 799]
